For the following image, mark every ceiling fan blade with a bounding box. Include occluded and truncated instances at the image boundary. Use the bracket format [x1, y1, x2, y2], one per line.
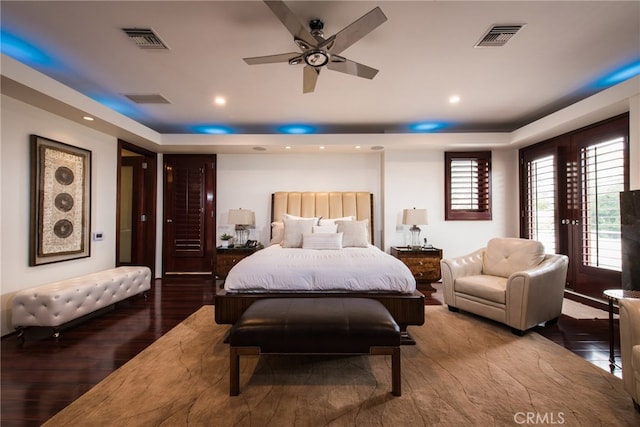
[264, 1, 318, 49]
[329, 7, 387, 55]
[303, 65, 320, 93]
[327, 58, 379, 79]
[244, 52, 301, 65]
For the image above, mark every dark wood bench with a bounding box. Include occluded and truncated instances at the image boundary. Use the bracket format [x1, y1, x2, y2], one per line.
[228, 297, 402, 396]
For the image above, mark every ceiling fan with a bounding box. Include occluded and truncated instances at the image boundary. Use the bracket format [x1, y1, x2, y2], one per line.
[244, 0, 387, 93]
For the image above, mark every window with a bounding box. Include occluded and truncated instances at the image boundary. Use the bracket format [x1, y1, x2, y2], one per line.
[580, 136, 626, 271]
[445, 151, 492, 220]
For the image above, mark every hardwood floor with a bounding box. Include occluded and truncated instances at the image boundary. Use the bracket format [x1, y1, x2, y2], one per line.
[1, 279, 622, 427]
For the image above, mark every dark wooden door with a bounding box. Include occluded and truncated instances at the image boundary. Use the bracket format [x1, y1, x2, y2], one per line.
[163, 155, 216, 275]
[117, 141, 157, 277]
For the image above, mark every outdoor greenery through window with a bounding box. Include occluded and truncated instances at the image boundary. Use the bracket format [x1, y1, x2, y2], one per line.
[581, 137, 625, 271]
[445, 151, 492, 220]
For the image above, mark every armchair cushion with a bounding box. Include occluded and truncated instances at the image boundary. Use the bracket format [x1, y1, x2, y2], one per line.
[483, 238, 545, 278]
[455, 275, 507, 304]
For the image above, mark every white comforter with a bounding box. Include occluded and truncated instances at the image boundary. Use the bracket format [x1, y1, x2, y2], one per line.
[224, 244, 416, 293]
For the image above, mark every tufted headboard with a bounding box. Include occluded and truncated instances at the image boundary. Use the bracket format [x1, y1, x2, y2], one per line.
[271, 192, 374, 244]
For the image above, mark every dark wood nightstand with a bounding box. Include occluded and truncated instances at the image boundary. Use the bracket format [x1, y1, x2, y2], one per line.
[390, 246, 443, 291]
[215, 245, 263, 279]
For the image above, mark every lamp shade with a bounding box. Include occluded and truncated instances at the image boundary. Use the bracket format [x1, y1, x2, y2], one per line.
[228, 209, 255, 225]
[402, 208, 428, 225]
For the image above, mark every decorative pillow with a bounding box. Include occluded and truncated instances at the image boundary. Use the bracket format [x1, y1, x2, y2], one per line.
[318, 215, 355, 226]
[284, 213, 320, 225]
[302, 232, 343, 250]
[270, 221, 284, 245]
[336, 219, 369, 248]
[483, 238, 545, 278]
[282, 217, 316, 248]
[312, 224, 338, 234]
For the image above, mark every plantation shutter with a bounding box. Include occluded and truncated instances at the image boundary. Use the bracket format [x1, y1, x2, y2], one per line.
[524, 155, 557, 254]
[445, 151, 492, 220]
[172, 166, 205, 256]
[580, 137, 625, 271]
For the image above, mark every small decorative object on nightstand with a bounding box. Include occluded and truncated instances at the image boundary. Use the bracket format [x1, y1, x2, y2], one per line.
[216, 244, 263, 279]
[391, 246, 442, 291]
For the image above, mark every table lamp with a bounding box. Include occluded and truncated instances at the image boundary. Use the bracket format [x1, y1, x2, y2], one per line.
[402, 208, 428, 249]
[228, 208, 255, 246]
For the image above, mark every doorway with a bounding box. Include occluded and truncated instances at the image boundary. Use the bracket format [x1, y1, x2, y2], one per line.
[117, 140, 157, 276]
[520, 114, 629, 301]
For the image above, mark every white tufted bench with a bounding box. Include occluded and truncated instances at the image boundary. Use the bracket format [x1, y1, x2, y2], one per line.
[12, 266, 151, 339]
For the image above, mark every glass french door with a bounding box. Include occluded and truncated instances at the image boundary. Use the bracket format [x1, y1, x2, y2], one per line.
[520, 114, 629, 299]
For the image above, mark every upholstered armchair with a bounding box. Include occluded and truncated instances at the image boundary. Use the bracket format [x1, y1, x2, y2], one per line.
[619, 298, 640, 411]
[440, 237, 569, 335]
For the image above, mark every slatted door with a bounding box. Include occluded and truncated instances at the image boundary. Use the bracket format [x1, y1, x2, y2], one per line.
[163, 155, 216, 275]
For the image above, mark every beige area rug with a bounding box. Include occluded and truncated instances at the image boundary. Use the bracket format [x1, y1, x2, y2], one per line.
[562, 298, 617, 320]
[44, 306, 639, 427]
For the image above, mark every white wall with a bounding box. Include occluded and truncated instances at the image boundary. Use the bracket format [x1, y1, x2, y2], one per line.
[215, 153, 383, 245]
[382, 148, 519, 258]
[0, 95, 118, 335]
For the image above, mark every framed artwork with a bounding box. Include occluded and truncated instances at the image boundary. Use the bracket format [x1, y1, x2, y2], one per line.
[30, 135, 91, 265]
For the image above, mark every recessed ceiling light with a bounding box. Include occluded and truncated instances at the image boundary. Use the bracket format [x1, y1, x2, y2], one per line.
[285, 146, 292, 150]
[355, 145, 361, 149]
[82, 116, 94, 121]
[319, 146, 325, 150]
[449, 95, 461, 104]
[214, 96, 226, 106]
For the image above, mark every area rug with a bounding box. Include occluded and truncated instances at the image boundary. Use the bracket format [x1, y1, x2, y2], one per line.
[44, 305, 639, 426]
[562, 298, 616, 320]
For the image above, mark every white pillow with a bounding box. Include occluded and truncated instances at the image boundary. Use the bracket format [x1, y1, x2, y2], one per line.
[336, 219, 369, 247]
[318, 216, 355, 226]
[302, 232, 343, 250]
[312, 224, 338, 234]
[284, 213, 319, 225]
[282, 217, 315, 248]
[270, 221, 284, 245]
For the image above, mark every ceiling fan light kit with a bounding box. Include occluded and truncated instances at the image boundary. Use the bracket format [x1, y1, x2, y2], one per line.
[244, 0, 387, 93]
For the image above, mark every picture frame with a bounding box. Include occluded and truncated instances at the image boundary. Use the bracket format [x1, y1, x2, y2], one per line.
[29, 135, 91, 266]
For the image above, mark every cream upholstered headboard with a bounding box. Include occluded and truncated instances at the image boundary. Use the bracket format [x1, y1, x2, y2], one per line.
[271, 192, 374, 243]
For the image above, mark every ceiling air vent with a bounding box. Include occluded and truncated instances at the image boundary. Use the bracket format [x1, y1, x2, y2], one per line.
[125, 94, 170, 104]
[122, 28, 168, 49]
[475, 24, 524, 47]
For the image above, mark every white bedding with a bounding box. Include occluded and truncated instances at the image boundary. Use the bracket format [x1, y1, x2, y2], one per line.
[224, 244, 417, 293]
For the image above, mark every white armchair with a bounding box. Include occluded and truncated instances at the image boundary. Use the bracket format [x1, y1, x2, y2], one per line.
[440, 237, 569, 335]
[619, 298, 640, 411]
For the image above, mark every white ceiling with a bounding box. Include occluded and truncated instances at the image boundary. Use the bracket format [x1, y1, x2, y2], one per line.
[1, 1, 639, 148]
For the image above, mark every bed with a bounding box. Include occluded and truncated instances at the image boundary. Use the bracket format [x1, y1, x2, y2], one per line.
[214, 192, 425, 343]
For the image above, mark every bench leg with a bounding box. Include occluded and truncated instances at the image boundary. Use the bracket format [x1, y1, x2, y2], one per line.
[371, 346, 402, 396]
[230, 347, 239, 396]
[392, 347, 401, 396]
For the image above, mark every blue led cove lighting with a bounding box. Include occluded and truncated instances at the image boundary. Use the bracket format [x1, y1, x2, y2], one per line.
[409, 122, 448, 132]
[596, 60, 640, 87]
[278, 124, 316, 134]
[0, 30, 55, 66]
[192, 125, 234, 134]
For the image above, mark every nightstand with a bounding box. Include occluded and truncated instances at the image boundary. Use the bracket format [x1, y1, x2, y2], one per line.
[215, 245, 263, 279]
[390, 246, 443, 291]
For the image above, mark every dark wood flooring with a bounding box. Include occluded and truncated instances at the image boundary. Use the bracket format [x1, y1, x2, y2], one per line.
[1, 279, 621, 427]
